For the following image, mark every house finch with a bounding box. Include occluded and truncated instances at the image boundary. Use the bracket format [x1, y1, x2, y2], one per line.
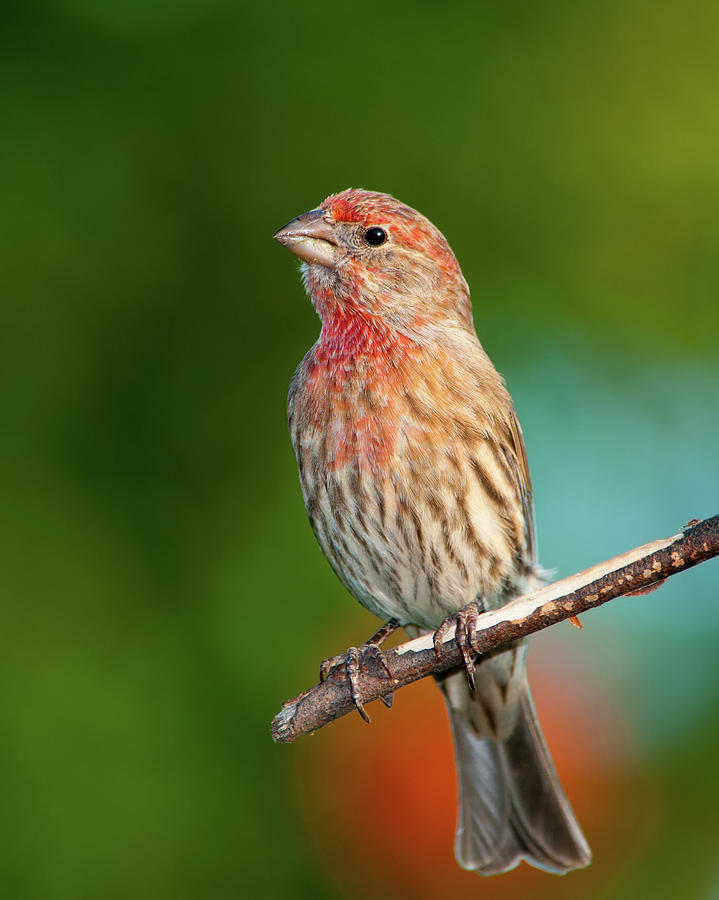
[274, 189, 591, 875]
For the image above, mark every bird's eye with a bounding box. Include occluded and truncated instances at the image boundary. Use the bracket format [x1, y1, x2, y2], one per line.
[363, 227, 387, 247]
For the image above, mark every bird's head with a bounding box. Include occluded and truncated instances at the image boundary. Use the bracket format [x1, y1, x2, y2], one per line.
[274, 189, 474, 333]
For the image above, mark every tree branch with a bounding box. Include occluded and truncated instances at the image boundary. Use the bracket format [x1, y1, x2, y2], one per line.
[271, 515, 719, 743]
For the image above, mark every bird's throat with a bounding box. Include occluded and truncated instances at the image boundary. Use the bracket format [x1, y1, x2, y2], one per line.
[315, 305, 407, 368]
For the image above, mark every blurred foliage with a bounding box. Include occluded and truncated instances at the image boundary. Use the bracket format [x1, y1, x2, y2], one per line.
[1, 0, 718, 897]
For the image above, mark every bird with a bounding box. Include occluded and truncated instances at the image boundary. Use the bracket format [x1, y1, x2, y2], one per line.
[273, 188, 591, 876]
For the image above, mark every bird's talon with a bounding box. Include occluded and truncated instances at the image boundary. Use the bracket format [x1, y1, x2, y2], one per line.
[355, 700, 371, 723]
[317, 619, 400, 721]
[319, 654, 343, 684]
[461, 648, 476, 693]
[363, 643, 393, 681]
[467, 615, 478, 648]
[433, 602, 482, 691]
[433, 619, 452, 659]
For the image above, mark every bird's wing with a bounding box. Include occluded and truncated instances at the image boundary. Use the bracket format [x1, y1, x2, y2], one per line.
[504, 408, 536, 565]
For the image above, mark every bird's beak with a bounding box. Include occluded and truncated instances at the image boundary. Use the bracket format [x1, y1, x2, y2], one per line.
[273, 208, 338, 269]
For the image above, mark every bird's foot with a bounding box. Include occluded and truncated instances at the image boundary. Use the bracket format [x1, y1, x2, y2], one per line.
[319, 618, 400, 723]
[433, 602, 482, 692]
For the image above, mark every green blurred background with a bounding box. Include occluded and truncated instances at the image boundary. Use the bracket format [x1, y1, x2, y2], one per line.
[2, 0, 718, 897]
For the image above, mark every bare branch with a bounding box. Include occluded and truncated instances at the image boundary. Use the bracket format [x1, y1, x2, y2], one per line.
[271, 515, 719, 743]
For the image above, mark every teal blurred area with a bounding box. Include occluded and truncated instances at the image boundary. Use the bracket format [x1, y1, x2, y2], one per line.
[1, 0, 718, 897]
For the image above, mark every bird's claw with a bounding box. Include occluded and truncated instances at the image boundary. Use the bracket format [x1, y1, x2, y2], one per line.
[433, 602, 482, 693]
[318, 618, 399, 722]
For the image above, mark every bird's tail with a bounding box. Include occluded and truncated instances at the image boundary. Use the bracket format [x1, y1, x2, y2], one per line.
[437, 666, 591, 875]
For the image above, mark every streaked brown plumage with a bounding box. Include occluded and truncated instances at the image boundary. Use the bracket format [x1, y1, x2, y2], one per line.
[275, 189, 591, 875]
